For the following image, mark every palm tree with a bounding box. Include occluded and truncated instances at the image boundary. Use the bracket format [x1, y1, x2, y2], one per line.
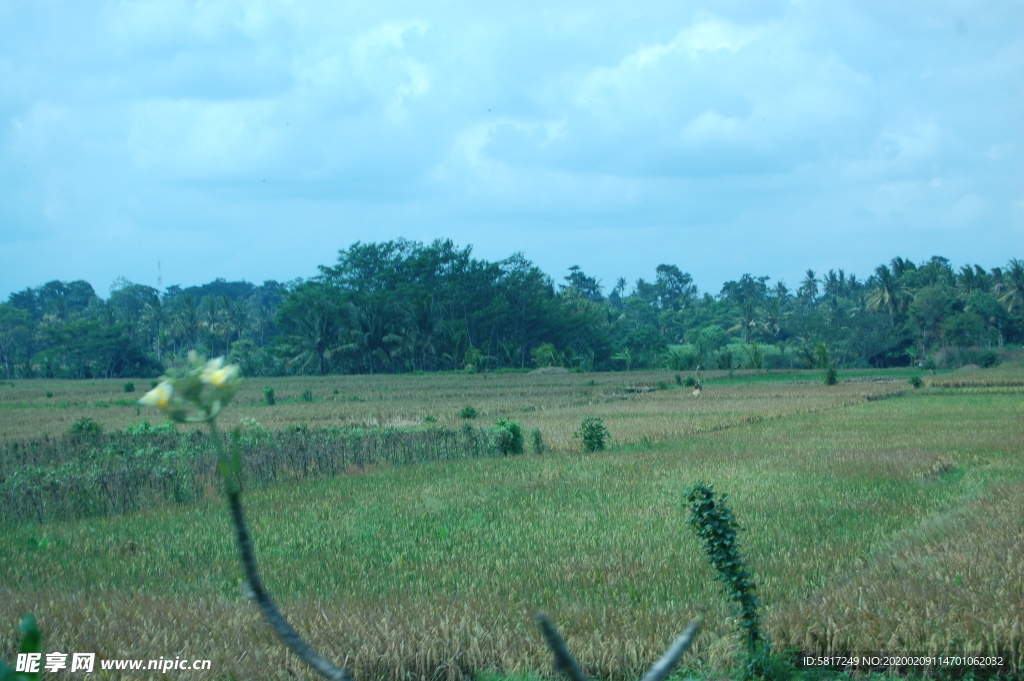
[865, 264, 910, 322]
[997, 258, 1024, 313]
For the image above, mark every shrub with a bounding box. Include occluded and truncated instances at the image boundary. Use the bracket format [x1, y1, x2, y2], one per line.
[423, 415, 437, 424]
[70, 417, 103, 436]
[656, 380, 669, 391]
[684, 376, 697, 387]
[263, 386, 276, 406]
[978, 350, 999, 368]
[576, 416, 609, 452]
[45, 391, 54, 398]
[460, 405, 478, 419]
[909, 375, 923, 389]
[494, 418, 524, 455]
[530, 428, 545, 454]
[823, 365, 838, 385]
[674, 373, 682, 385]
[123, 382, 135, 393]
[300, 388, 313, 402]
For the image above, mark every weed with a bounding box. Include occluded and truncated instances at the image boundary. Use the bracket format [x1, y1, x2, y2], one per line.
[460, 405, 478, 419]
[494, 418, 524, 455]
[530, 428, 545, 454]
[122, 382, 135, 393]
[686, 482, 769, 678]
[263, 386, 275, 406]
[300, 388, 313, 402]
[576, 416, 609, 452]
[909, 375, 923, 389]
[69, 417, 103, 436]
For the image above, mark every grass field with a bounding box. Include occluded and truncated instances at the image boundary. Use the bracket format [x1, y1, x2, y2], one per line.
[1, 365, 1022, 680]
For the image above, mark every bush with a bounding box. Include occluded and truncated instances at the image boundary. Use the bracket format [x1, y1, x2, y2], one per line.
[823, 365, 838, 385]
[263, 386, 276, 406]
[460, 405, 478, 419]
[656, 380, 669, 391]
[45, 391, 54, 398]
[576, 416, 609, 452]
[530, 428, 545, 454]
[909, 375, 923, 389]
[494, 419, 524, 455]
[684, 376, 697, 387]
[674, 374, 682, 385]
[123, 382, 135, 393]
[300, 388, 314, 402]
[978, 350, 999, 368]
[70, 417, 103, 436]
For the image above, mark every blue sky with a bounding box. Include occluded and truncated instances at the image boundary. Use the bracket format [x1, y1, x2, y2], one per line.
[1, 0, 1021, 300]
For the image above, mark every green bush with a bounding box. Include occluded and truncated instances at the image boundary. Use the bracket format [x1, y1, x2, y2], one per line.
[909, 375, 923, 389]
[460, 405, 478, 419]
[494, 418, 524, 455]
[122, 382, 135, 393]
[656, 380, 669, 391]
[576, 416, 609, 452]
[978, 350, 999, 368]
[823, 365, 838, 385]
[44, 391, 54, 398]
[300, 388, 313, 402]
[684, 376, 697, 387]
[69, 417, 103, 436]
[263, 386, 275, 406]
[674, 373, 682, 385]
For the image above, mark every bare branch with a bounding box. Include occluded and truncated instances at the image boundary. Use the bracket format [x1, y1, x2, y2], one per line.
[535, 613, 590, 681]
[229, 491, 353, 681]
[639, 614, 703, 681]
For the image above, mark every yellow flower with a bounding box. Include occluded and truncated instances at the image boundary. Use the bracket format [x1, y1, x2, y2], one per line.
[200, 356, 239, 387]
[138, 381, 174, 409]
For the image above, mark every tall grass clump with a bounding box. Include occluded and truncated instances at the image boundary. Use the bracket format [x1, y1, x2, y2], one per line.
[685, 482, 771, 679]
[263, 386, 276, 406]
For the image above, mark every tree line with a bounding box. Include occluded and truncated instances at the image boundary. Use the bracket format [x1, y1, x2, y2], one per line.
[1, 239, 1021, 379]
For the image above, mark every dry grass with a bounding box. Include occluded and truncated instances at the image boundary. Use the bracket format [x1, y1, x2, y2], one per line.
[0, 369, 913, 446]
[2, 365, 1022, 679]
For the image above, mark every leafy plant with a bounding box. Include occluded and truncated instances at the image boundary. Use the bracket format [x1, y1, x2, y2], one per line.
[0, 614, 42, 680]
[122, 382, 135, 393]
[909, 375, 923, 389]
[69, 417, 103, 436]
[263, 386, 276, 406]
[494, 418, 524, 455]
[301, 388, 314, 402]
[460, 405, 478, 419]
[685, 482, 769, 678]
[576, 416, 609, 452]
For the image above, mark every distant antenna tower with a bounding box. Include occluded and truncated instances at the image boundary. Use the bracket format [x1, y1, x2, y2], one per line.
[158, 260, 163, 290]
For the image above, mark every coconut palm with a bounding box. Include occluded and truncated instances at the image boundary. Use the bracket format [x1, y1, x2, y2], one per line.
[997, 258, 1024, 313]
[865, 264, 910, 321]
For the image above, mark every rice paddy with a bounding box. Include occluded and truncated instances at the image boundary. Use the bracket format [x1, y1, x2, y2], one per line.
[1, 365, 1022, 679]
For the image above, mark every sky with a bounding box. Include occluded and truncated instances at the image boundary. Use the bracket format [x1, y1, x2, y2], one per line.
[1, 0, 1021, 301]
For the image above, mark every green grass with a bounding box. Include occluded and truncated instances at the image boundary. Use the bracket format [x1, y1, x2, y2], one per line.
[3, 385, 1022, 679]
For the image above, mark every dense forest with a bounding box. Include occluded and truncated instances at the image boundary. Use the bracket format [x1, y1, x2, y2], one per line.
[1, 239, 1021, 380]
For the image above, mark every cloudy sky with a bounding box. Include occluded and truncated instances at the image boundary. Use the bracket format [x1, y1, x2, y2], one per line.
[1, 0, 1021, 300]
